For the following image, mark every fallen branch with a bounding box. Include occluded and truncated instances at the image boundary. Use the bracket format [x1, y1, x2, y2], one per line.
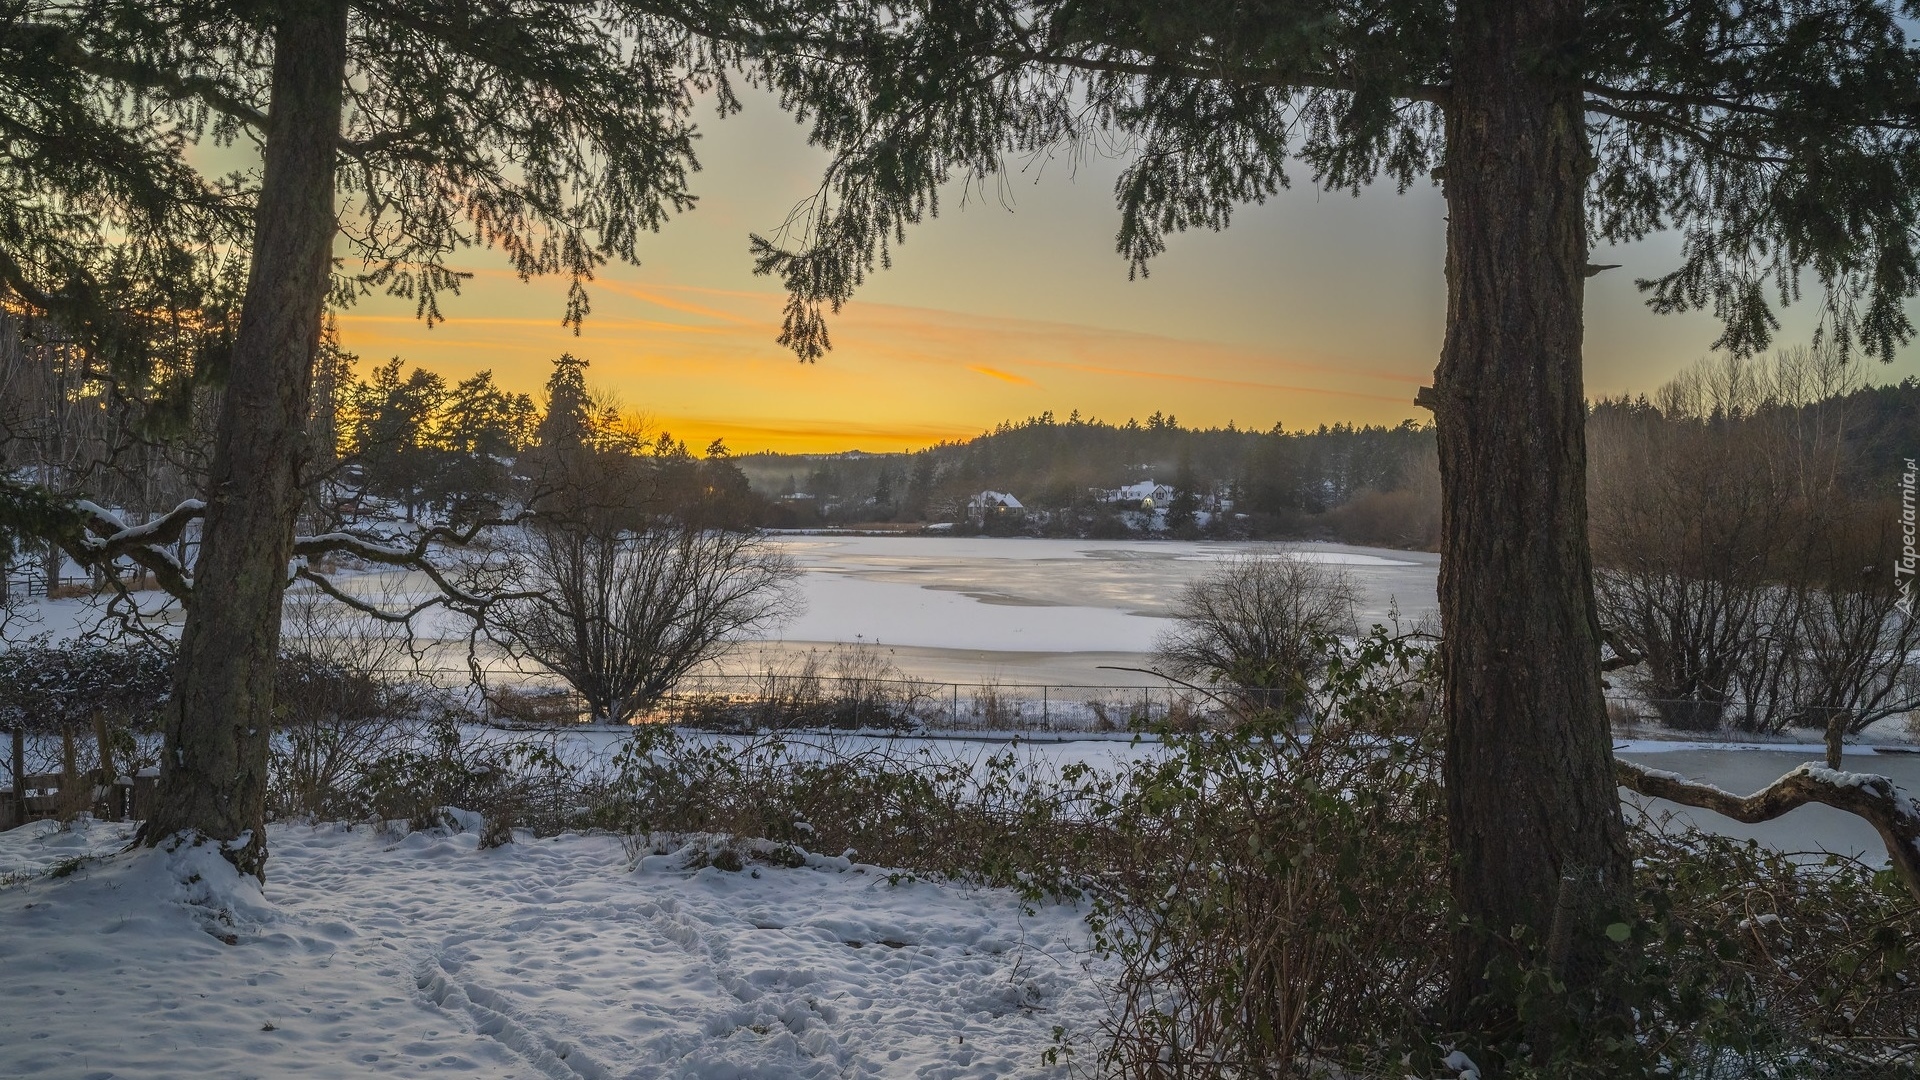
[1617, 757, 1920, 904]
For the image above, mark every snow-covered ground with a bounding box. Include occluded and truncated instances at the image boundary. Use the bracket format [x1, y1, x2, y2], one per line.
[0, 819, 1104, 1079]
[5, 732, 1919, 1078]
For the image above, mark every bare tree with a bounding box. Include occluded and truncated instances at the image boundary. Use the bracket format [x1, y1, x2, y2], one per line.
[1589, 408, 1782, 729]
[492, 522, 799, 723]
[1591, 349, 1920, 736]
[269, 587, 434, 819]
[1153, 551, 1358, 713]
[1737, 503, 1920, 736]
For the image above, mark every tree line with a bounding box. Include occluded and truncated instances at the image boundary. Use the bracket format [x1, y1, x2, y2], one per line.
[1590, 348, 1920, 738]
[740, 412, 1443, 546]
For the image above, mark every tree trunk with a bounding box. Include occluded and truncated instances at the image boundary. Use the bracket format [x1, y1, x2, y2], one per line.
[1434, 0, 1630, 1059]
[141, 0, 347, 879]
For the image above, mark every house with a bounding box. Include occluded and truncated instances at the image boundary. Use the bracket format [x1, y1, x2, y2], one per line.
[1100, 480, 1172, 508]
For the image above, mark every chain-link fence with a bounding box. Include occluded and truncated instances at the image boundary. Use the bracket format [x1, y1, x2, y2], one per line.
[417, 667, 1222, 733]
[369, 665, 1920, 743]
[1604, 695, 1918, 744]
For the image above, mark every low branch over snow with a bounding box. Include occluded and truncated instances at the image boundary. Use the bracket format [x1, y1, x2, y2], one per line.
[1617, 757, 1920, 903]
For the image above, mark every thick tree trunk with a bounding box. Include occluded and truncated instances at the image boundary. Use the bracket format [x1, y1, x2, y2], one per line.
[1434, 0, 1630, 1057]
[141, 0, 347, 878]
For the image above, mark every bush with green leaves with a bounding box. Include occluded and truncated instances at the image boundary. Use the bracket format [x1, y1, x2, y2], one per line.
[598, 726, 1108, 892]
[1081, 629, 1919, 1078]
[353, 714, 573, 847]
[267, 660, 573, 847]
[1475, 823, 1920, 1080]
[1088, 628, 1451, 1078]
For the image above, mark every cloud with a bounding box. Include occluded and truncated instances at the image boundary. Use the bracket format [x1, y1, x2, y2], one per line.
[656, 415, 983, 453]
[331, 267, 1429, 452]
[968, 364, 1037, 386]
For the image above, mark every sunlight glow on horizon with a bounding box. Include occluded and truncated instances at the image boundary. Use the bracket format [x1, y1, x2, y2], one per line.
[327, 87, 1920, 456]
[333, 270, 1435, 454]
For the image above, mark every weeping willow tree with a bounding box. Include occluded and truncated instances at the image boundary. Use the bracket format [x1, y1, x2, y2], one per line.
[695, 0, 1920, 1064]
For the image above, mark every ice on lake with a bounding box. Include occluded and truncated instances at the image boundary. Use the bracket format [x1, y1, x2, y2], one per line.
[747, 535, 1438, 685]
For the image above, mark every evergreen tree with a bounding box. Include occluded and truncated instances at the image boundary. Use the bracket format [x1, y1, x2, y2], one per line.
[5, 1, 718, 876]
[1166, 451, 1200, 532]
[534, 353, 595, 459]
[433, 369, 523, 519]
[349, 358, 446, 520]
[0, 6, 244, 351]
[727, 0, 1920, 1058]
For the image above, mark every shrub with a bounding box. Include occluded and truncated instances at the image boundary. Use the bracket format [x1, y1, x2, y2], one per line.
[354, 714, 573, 845]
[1090, 629, 1450, 1078]
[492, 521, 799, 722]
[1152, 551, 1358, 714]
[0, 639, 173, 738]
[1080, 629, 1919, 1078]
[599, 727, 1106, 892]
[268, 652, 431, 820]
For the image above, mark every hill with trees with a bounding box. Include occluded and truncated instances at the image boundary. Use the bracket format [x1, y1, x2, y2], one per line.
[737, 412, 1443, 548]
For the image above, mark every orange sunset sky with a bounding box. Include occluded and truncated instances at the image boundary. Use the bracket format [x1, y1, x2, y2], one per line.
[331, 91, 1920, 455]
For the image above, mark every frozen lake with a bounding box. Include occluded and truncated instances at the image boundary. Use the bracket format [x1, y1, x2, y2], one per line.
[746, 535, 1439, 685]
[16, 533, 1918, 864]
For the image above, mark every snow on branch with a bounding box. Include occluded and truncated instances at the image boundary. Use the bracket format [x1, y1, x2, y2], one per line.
[292, 515, 516, 566]
[67, 498, 203, 601]
[1616, 757, 1920, 903]
[74, 498, 204, 551]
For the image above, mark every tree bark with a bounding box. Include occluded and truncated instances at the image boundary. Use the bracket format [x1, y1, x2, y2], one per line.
[1434, 0, 1630, 1054]
[140, 0, 347, 878]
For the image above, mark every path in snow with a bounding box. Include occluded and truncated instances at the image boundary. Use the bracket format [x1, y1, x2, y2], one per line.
[0, 820, 1104, 1079]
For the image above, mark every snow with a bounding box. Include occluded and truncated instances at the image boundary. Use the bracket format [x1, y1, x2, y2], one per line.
[0, 820, 1105, 1079]
[764, 536, 1434, 663]
[777, 570, 1161, 653]
[1612, 739, 1877, 755]
[72, 499, 203, 543]
[1618, 747, 1920, 860]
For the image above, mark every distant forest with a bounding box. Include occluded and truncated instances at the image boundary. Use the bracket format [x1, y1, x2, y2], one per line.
[738, 356, 1920, 552]
[737, 412, 1443, 547]
[7, 326, 1913, 556]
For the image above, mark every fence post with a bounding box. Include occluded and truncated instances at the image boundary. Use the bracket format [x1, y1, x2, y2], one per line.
[1042, 686, 1049, 728]
[952, 683, 958, 726]
[10, 728, 24, 825]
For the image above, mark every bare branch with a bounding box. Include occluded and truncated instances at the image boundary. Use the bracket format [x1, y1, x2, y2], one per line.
[1617, 757, 1920, 903]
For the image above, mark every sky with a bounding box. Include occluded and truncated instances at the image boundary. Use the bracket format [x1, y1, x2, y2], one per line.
[330, 90, 1920, 455]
